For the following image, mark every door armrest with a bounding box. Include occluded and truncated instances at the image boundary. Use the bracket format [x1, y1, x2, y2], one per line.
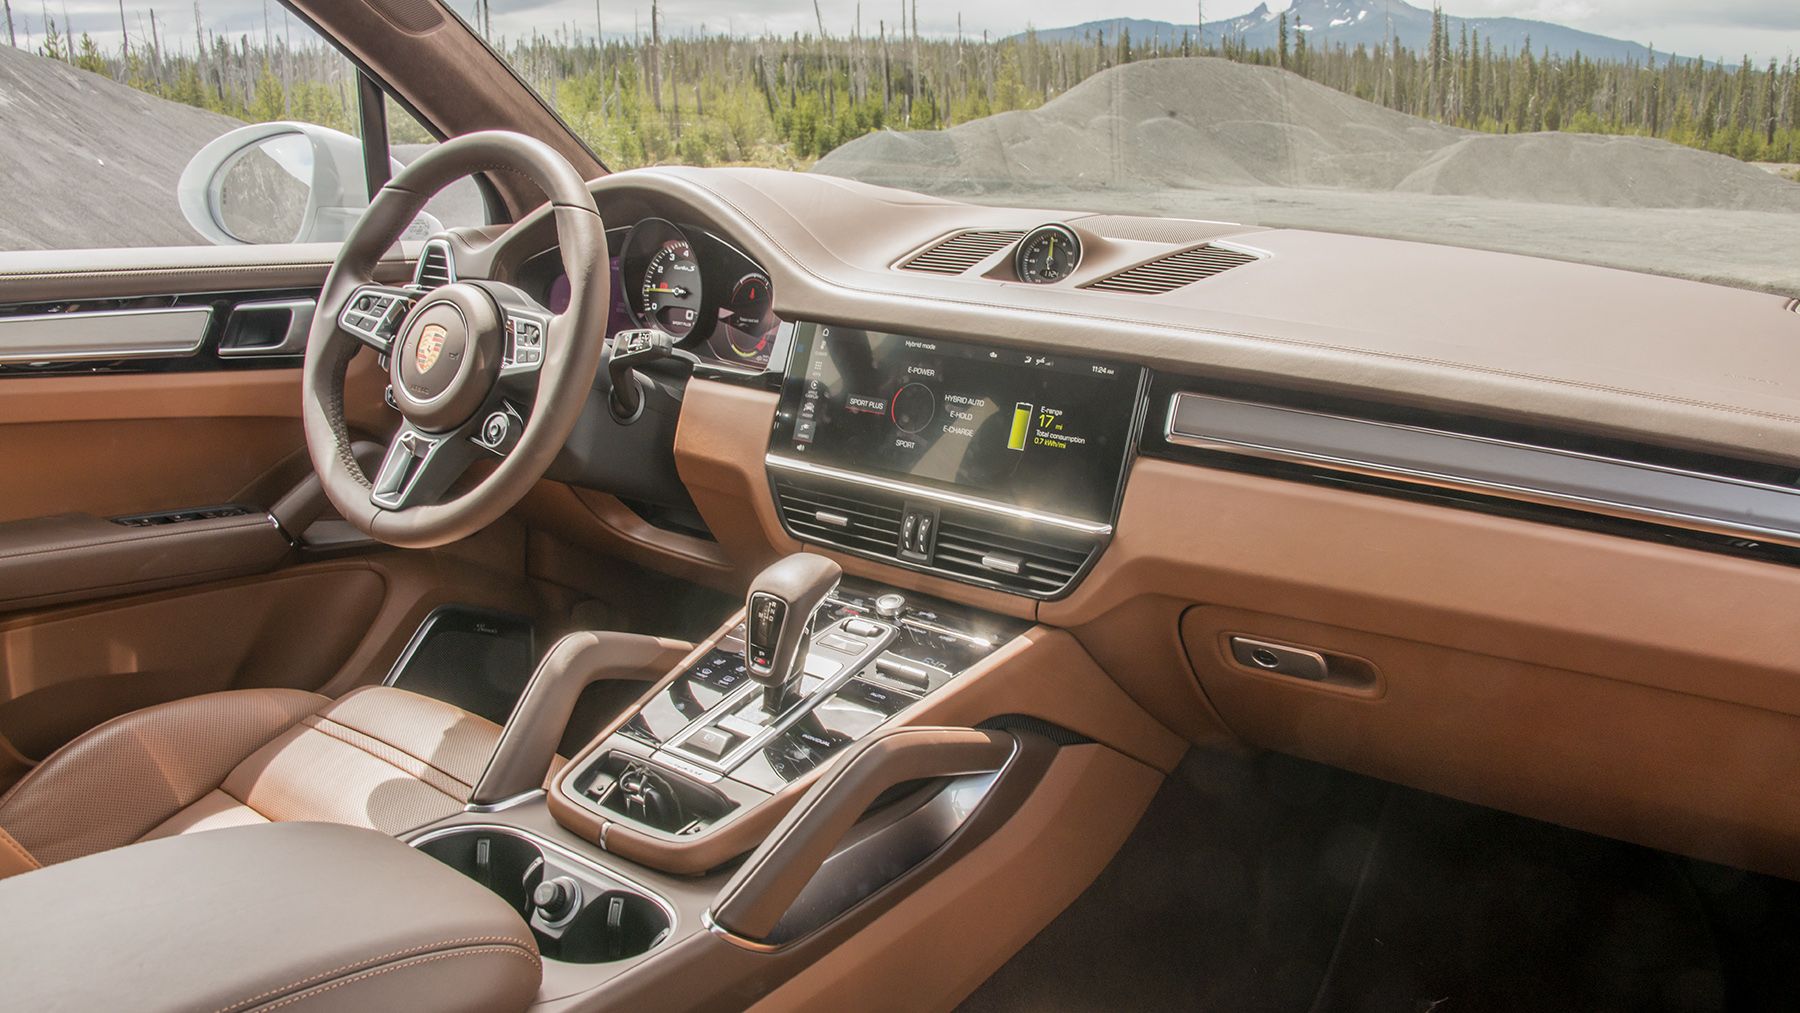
[0, 510, 288, 611]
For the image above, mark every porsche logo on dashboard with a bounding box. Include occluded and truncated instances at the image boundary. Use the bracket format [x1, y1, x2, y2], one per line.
[415, 324, 448, 374]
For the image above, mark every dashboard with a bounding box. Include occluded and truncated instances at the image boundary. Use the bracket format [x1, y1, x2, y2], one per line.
[460, 165, 1800, 888]
[518, 218, 782, 372]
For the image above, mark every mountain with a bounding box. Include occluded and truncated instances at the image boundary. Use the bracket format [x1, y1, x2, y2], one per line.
[1017, 0, 1697, 65]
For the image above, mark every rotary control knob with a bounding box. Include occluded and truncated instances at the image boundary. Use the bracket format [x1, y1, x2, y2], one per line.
[873, 593, 906, 620]
[481, 411, 511, 447]
[531, 877, 579, 921]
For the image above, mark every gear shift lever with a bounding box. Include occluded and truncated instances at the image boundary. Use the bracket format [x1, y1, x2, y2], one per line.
[743, 553, 842, 713]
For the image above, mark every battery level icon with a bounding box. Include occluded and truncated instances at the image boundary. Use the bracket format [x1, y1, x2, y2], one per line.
[1007, 402, 1033, 451]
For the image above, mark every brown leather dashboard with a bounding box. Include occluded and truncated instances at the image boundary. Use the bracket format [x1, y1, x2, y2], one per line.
[471, 167, 1800, 468]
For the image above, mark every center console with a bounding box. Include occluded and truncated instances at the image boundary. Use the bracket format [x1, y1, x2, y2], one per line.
[553, 566, 1030, 842]
[766, 322, 1147, 599]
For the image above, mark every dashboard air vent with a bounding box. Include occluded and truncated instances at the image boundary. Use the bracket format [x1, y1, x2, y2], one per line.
[774, 478, 902, 556]
[929, 514, 1091, 597]
[898, 230, 1024, 275]
[772, 469, 1101, 598]
[1083, 244, 1256, 294]
[414, 240, 455, 289]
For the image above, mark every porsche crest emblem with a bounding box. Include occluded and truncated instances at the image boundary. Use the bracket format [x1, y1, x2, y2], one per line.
[415, 324, 448, 374]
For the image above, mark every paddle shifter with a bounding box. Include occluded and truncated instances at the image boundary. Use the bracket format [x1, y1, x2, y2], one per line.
[743, 553, 842, 714]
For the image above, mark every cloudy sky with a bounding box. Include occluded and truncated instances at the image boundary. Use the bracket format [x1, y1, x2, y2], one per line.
[18, 0, 1799, 62]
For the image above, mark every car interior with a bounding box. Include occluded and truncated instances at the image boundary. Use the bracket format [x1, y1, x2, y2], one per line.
[3, 2, 1800, 1011]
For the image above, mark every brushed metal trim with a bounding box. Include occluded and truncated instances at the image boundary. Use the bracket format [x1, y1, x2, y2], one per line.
[1166, 391, 1800, 550]
[765, 454, 1113, 536]
[0, 305, 211, 363]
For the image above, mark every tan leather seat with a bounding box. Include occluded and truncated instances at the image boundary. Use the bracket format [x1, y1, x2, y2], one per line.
[0, 685, 503, 878]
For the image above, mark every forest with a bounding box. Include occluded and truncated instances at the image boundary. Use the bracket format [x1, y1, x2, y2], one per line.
[19, 3, 1800, 172]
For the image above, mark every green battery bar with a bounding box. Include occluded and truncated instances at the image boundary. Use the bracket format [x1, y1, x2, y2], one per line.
[1007, 402, 1033, 451]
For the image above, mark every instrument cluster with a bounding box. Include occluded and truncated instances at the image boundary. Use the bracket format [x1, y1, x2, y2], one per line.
[521, 217, 783, 372]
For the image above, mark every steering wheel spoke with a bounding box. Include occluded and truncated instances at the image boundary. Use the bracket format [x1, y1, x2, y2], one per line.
[337, 284, 417, 355]
[369, 420, 480, 511]
[471, 281, 557, 391]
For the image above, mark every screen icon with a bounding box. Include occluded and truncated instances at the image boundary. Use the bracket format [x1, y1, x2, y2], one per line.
[1008, 403, 1033, 451]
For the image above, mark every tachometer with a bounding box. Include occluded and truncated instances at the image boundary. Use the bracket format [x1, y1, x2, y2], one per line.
[621, 218, 704, 339]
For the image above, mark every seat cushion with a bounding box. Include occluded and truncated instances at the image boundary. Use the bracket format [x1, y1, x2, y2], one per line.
[0, 688, 328, 867]
[215, 685, 504, 836]
[0, 685, 505, 875]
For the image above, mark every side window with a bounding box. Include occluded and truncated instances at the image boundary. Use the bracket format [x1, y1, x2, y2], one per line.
[2, 5, 482, 251]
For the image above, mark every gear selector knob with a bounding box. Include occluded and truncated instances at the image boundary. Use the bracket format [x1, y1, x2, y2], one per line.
[744, 553, 842, 711]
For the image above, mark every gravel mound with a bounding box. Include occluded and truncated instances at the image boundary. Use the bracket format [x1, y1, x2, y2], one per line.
[817, 57, 1800, 214]
[0, 45, 241, 251]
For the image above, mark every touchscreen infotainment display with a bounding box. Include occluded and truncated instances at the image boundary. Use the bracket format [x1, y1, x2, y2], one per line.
[770, 323, 1144, 522]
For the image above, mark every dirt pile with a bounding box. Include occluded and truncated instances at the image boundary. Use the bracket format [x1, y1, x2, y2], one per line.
[816, 57, 1800, 214]
[0, 45, 241, 251]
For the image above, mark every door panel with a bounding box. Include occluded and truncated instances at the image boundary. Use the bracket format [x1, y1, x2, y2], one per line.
[0, 356, 390, 523]
[0, 246, 412, 749]
[0, 569, 386, 759]
[0, 418, 305, 523]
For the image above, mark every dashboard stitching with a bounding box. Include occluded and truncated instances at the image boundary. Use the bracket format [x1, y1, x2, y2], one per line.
[646, 172, 1800, 428]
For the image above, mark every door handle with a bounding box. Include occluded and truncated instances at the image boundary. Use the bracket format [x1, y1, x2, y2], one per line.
[217, 299, 315, 357]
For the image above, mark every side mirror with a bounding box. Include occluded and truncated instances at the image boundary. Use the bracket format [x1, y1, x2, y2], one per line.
[178, 122, 441, 246]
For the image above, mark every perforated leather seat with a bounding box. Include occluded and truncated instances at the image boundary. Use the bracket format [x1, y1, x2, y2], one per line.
[0, 685, 503, 879]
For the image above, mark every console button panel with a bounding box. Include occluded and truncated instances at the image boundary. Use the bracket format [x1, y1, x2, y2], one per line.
[571, 578, 1033, 827]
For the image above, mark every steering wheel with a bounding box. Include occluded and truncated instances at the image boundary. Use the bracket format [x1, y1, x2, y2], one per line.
[301, 131, 608, 549]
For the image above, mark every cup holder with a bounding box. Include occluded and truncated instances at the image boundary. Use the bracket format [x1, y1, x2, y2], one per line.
[414, 827, 672, 964]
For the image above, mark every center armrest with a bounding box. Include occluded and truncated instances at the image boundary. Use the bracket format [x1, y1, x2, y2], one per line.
[0, 822, 542, 1013]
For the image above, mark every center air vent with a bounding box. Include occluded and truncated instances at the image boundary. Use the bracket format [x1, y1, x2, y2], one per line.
[898, 230, 1024, 275]
[1084, 244, 1256, 294]
[772, 470, 1102, 598]
[929, 514, 1091, 597]
[775, 478, 902, 556]
[414, 240, 455, 289]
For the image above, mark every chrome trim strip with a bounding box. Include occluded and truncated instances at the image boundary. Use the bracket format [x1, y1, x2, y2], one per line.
[1166, 392, 1800, 550]
[0, 305, 211, 363]
[765, 454, 1113, 536]
[462, 789, 545, 814]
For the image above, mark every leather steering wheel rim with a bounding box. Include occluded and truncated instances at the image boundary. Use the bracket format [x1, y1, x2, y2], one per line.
[301, 131, 608, 549]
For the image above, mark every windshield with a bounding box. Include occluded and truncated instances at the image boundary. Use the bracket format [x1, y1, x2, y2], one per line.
[469, 0, 1796, 295]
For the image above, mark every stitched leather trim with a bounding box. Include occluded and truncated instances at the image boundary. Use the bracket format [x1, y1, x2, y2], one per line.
[215, 935, 537, 1012]
[302, 716, 474, 800]
[245, 947, 541, 1012]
